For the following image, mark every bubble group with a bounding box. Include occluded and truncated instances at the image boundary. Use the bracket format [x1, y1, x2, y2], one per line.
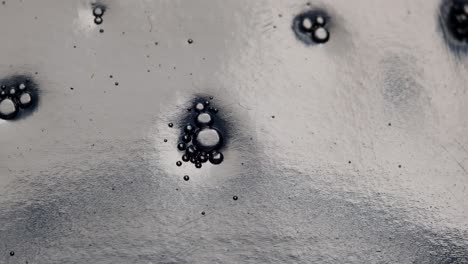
[92, 5, 105, 25]
[175, 98, 225, 168]
[293, 11, 330, 44]
[446, 0, 468, 42]
[0, 76, 38, 120]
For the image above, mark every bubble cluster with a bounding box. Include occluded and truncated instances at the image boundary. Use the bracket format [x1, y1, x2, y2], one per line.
[92, 5, 105, 25]
[446, 0, 468, 42]
[176, 98, 225, 168]
[293, 11, 330, 44]
[0, 76, 38, 120]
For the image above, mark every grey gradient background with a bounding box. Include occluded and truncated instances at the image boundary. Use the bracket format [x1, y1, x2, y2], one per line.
[0, 0, 467, 263]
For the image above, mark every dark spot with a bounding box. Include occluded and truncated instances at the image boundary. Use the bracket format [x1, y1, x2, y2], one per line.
[168, 123, 174, 128]
[388, 122, 392, 126]
[70, 87, 74, 90]
[114, 82, 119, 86]
[176, 161, 182, 167]
[155, 42, 158, 45]
[9, 251, 14, 256]
[109, 75, 113, 78]
[348, 161, 352, 164]
[99, 29, 104, 33]
[201, 211, 205, 215]
[163, 139, 168, 143]
[398, 165, 402, 168]
[233, 196, 238, 201]
[183, 175, 189, 181]
[188, 39, 194, 44]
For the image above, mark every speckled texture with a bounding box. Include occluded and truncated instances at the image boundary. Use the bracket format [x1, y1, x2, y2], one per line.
[0, 0, 468, 263]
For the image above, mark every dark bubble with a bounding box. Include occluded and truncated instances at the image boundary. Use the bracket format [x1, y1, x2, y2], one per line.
[168, 123, 174, 128]
[209, 151, 224, 165]
[190, 156, 197, 163]
[186, 145, 197, 156]
[195, 162, 202, 168]
[198, 154, 208, 163]
[184, 124, 195, 134]
[176, 161, 182, 167]
[188, 39, 194, 44]
[204, 100, 210, 106]
[233, 196, 238, 201]
[182, 154, 190, 162]
[9, 251, 14, 256]
[201, 211, 205, 215]
[182, 134, 192, 143]
[94, 16, 103, 25]
[195, 113, 214, 127]
[177, 142, 187, 151]
[93, 6, 104, 17]
[446, 0, 468, 42]
[0, 98, 18, 120]
[183, 175, 189, 181]
[99, 29, 104, 33]
[163, 139, 168, 143]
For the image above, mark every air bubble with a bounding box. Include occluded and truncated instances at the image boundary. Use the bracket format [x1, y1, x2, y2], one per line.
[188, 39, 194, 44]
[209, 151, 224, 165]
[9, 251, 14, 256]
[195, 113, 214, 127]
[0, 98, 18, 119]
[182, 134, 192, 143]
[183, 175, 189, 181]
[93, 6, 103, 17]
[195, 102, 205, 112]
[195, 163, 202, 168]
[301, 17, 313, 31]
[182, 154, 190, 162]
[94, 17, 103, 25]
[176, 161, 182, 167]
[177, 143, 187, 151]
[186, 145, 197, 156]
[9, 88, 15, 95]
[233, 196, 238, 201]
[18, 83, 26, 90]
[168, 123, 174, 128]
[19, 92, 32, 108]
[194, 128, 222, 152]
[184, 124, 195, 134]
[313, 27, 329, 43]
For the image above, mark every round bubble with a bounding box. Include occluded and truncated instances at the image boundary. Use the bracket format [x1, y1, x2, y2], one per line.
[193, 128, 222, 151]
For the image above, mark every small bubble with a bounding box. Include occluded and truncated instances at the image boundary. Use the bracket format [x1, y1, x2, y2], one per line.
[18, 83, 26, 90]
[155, 42, 158, 45]
[209, 151, 224, 165]
[184, 124, 195, 134]
[164, 139, 168, 142]
[93, 6, 104, 17]
[183, 175, 189, 181]
[312, 27, 329, 43]
[94, 16, 103, 25]
[182, 154, 190, 162]
[176, 161, 182, 167]
[114, 82, 119, 86]
[195, 102, 205, 112]
[388, 123, 392, 126]
[195, 162, 202, 168]
[233, 196, 238, 201]
[398, 165, 402, 168]
[99, 29, 104, 33]
[301, 17, 313, 31]
[19, 93, 32, 108]
[186, 145, 197, 156]
[190, 156, 197, 163]
[198, 154, 208, 163]
[195, 113, 214, 127]
[9, 251, 14, 256]
[188, 39, 194, 44]
[9, 88, 15, 95]
[182, 134, 192, 143]
[201, 211, 205, 215]
[109, 75, 113, 78]
[315, 16, 325, 26]
[168, 123, 174, 128]
[348, 161, 352, 164]
[178, 143, 187, 150]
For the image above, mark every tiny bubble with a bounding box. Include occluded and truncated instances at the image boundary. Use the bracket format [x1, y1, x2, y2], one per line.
[176, 161, 182, 166]
[348, 161, 351, 164]
[114, 82, 119, 86]
[388, 123, 392, 126]
[109, 75, 113, 78]
[233, 196, 238, 201]
[188, 39, 194, 44]
[9, 251, 14, 256]
[168, 123, 174, 127]
[398, 165, 402, 168]
[183, 175, 189, 181]
[164, 139, 168, 142]
[271, 115, 275, 118]
[70, 87, 74, 90]
[99, 29, 104, 33]
[201, 211, 205, 215]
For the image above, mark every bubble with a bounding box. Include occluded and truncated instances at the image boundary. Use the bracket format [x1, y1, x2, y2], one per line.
[93, 6, 104, 17]
[184, 124, 195, 134]
[301, 17, 313, 31]
[201, 211, 205, 215]
[195, 102, 205, 112]
[163, 139, 168, 142]
[233, 196, 238, 201]
[186, 145, 197, 156]
[182, 134, 192, 143]
[195, 162, 202, 168]
[19, 92, 32, 108]
[176, 161, 182, 167]
[99, 29, 104, 33]
[9, 88, 15, 95]
[188, 39, 194, 44]
[195, 113, 214, 127]
[168, 123, 174, 128]
[182, 154, 190, 162]
[18, 83, 26, 90]
[198, 154, 208, 163]
[209, 151, 224, 165]
[193, 128, 222, 151]
[0, 98, 18, 119]
[9, 251, 14, 256]
[190, 156, 197, 163]
[183, 175, 189, 181]
[316, 16, 325, 26]
[94, 17, 103, 25]
[177, 143, 187, 151]
[312, 27, 329, 43]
